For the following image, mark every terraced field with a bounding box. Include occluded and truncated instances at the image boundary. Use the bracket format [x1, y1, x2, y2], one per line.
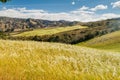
[77, 30, 120, 52]
[12, 25, 87, 37]
[0, 40, 120, 80]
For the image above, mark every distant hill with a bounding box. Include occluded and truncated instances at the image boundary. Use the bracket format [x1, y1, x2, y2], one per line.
[0, 17, 120, 44]
[0, 16, 120, 33]
[77, 30, 120, 52]
[10, 21, 120, 44]
[12, 25, 87, 37]
[81, 18, 120, 30]
[0, 17, 79, 32]
[9, 26, 114, 44]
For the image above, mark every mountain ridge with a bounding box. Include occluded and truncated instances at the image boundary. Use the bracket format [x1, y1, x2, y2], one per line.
[0, 16, 79, 32]
[0, 16, 120, 44]
[0, 16, 120, 32]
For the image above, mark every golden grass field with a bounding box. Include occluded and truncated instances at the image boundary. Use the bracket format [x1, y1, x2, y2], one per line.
[12, 25, 87, 37]
[77, 30, 120, 52]
[0, 40, 120, 80]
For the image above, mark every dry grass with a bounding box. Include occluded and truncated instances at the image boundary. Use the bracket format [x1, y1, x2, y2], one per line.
[12, 25, 87, 37]
[77, 30, 120, 52]
[0, 40, 120, 80]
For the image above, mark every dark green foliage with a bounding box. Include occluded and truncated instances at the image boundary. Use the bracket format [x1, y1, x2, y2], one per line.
[0, 31, 7, 39]
[0, 0, 11, 3]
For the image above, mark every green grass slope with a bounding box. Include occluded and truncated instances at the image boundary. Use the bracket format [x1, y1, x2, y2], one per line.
[77, 30, 120, 52]
[0, 40, 120, 80]
[12, 25, 87, 37]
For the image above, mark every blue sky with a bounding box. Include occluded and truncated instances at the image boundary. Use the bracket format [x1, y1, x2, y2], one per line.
[1, 0, 119, 12]
[0, 0, 120, 22]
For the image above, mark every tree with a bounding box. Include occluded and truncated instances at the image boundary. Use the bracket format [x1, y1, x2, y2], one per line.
[0, 0, 11, 3]
[0, 0, 11, 9]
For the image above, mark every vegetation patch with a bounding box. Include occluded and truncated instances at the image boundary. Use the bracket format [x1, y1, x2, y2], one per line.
[0, 40, 120, 80]
[12, 25, 87, 37]
[10, 26, 118, 44]
[77, 30, 120, 52]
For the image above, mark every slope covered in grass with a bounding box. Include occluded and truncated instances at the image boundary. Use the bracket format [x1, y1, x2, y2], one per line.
[12, 25, 87, 37]
[77, 30, 120, 52]
[10, 26, 111, 44]
[0, 40, 120, 80]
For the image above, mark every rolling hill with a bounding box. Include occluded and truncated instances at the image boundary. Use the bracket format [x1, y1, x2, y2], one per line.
[4, 17, 119, 44]
[77, 30, 120, 52]
[11, 25, 87, 37]
[0, 17, 119, 45]
[0, 17, 120, 33]
[81, 18, 120, 29]
[0, 40, 120, 80]
[9, 25, 118, 44]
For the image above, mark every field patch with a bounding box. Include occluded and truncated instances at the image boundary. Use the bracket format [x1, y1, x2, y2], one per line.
[77, 30, 120, 52]
[0, 40, 120, 80]
[12, 25, 87, 37]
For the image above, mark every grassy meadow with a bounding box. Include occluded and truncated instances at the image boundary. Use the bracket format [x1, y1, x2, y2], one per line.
[77, 30, 120, 52]
[12, 25, 87, 37]
[0, 40, 120, 80]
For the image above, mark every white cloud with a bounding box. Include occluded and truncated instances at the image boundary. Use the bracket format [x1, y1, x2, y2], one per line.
[111, 1, 120, 8]
[90, 4, 108, 11]
[95, 13, 120, 21]
[79, 6, 89, 11]
[17, 7, 46, 13]
[0, 7, 119, 22]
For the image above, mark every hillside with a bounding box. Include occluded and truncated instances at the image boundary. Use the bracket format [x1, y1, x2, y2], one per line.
[12, 25, 87, 36]
[0, 40, 120, 80]
[82, 18, 120, 29]
[0, 17, 120, 45]
[77, 30, 120, 52]
[0, 17, 120, 33]
[10, 26, 117, 44]
[0, 17, 79, 32]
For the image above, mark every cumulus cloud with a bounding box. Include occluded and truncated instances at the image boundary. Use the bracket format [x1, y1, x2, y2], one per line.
[0, 7, 120, 22]
[79, 6, 89, 11]
[111, 1, 120, 8]
[90, 4, 108, 11]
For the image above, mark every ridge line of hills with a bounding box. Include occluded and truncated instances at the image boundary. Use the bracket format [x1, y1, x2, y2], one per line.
[0, 16, 120, 32]
[0, 16, 80, 32]
[0, 16, 120, 44]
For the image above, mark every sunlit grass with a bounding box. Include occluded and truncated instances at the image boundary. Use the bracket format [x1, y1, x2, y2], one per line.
[77, 30, 120, 52]
[0, 40, 120, 80]
[12, 25, 87, 37]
